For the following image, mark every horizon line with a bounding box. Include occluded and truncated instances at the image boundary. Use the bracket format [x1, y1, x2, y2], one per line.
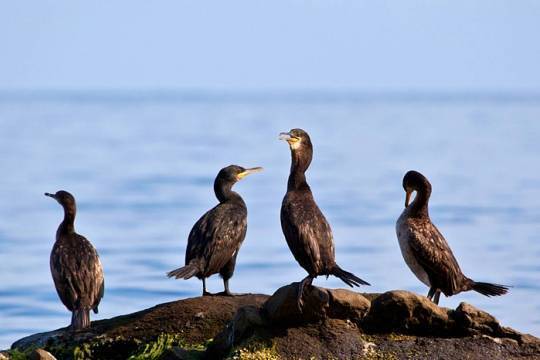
[1, 88, 540, 104]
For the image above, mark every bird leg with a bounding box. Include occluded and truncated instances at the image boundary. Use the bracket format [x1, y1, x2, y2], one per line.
[297, 275, 314, 311]
[215, 278, 235, 296]
[427, 287, 441, 305]
[202, 278, 213, 296]
[427, 287, 436, 300]
[433, 290, 441, 305]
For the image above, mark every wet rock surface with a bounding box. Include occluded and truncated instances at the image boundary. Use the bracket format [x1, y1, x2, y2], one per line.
[5, 284, 539, 359]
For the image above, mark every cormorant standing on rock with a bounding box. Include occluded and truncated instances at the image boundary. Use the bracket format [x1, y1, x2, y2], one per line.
[45, 190, 104, 331]
[396, 170, 509, 305]
[279, 129, 369, 309]
[167, 165, 262, 296]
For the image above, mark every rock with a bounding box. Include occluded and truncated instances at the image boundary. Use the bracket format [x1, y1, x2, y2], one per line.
[207, 305, 266, 358]
[454, 302, 503, 336]
[363, 290, 454, 335]
[11, 294, 268, 360]
[8, 287, 539, 359]
[158, 347, 194, 360]
[11, 329, 66, 352]
[327, 288, 371, 321]
[262, 282, 330, 324]
[29, 349, 57, 360]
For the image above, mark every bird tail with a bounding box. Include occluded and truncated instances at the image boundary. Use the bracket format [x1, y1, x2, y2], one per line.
[471, 281, 509, 297]
[331, 265, 370, 287]
[167, 262, 199, 280]
[71, 309, 90, 331]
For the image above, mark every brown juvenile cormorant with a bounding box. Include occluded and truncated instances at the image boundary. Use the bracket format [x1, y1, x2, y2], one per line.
[396, 170, 509, 305]
[167, 165, 262, 296]
[279, 129, 369, 308]
[45, 190, 104, 330]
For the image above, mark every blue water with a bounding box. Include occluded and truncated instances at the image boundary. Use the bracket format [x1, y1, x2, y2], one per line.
[1, 92, 539, 348]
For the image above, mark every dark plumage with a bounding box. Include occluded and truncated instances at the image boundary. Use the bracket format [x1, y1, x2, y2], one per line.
[279, 128, 369, 309]
[167, 165, 262, 296]
[396, 170, 509, 305]
[45, 190, 104, 331]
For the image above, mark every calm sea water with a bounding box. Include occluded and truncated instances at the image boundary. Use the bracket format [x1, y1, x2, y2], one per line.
[0, 92, 539, 348]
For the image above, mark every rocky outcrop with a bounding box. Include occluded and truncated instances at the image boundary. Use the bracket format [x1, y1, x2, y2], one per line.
[4, 284, 539, 359]
[7, 294, 268, 360]
[208, 285, 539, 359]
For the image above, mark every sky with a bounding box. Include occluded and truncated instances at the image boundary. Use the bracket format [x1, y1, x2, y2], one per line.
[1, 1, 539, 91]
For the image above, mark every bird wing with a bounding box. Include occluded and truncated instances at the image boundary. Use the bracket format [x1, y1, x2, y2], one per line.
[50, 234, 104, 311]
[406, 218, 464, 295]
[185, 204, 247, 275]
[281, 192, 335, 275]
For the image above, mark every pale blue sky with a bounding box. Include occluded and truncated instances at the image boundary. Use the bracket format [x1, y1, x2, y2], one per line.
[1, 1, 539, 91]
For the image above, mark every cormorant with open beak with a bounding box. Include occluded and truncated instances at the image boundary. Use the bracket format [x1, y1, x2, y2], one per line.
[45, 190, 105, 331]
[396, 170, 509, 304]
[167, 165, 262, 296]
[279, 129, 369, 309]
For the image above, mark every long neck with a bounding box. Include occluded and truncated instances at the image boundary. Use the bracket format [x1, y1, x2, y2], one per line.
[287, 148, 312, 191]
[59, 206, 76, 234]
[214, 178, 242, 203]
[409, 186, 431, 218]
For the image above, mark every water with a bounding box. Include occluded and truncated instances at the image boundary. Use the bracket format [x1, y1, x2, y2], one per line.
[0, 92, 539, 349]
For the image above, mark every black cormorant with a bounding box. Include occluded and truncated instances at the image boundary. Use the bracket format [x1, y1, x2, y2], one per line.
[396, 170, 509, 305]
[167, 165, 262, 296]
[279, 129, 369, 309]
[45, 190, 104, 330]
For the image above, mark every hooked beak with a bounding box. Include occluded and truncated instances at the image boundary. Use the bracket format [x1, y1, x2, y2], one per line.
[237, 167, 263, 180]
[279, 132, 300, 145]
[44, 192, 56, 199]
[405, 189, 413, 208]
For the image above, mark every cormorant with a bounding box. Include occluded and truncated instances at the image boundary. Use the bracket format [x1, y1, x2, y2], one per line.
[279, 128, 369, 309]
[167, 165, 262, 296]
[396, 170, 509, 305]
[45, 190, 104, 331]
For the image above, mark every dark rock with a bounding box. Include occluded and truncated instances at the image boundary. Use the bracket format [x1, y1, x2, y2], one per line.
[454, 302, 503, 336]
[262, 282, 330, 324]
[11, 329, 66, 352]
[363, 290, 454, 335]
[11, 294, 268, 360]
[327, 288, 371, 321]
[158, 347, 194, 360]
[8, 287, 540, 360]
[207, 305, 266, 358]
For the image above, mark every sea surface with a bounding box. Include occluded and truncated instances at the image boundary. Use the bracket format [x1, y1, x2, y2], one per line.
[0, 91, 539, 349]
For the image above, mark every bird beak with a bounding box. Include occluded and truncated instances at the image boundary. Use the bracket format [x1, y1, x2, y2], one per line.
[405, 189, 412, 208]
[279, 132, 300, 145]
[44, 192, 56, 199]
[237, 167, 263, 180]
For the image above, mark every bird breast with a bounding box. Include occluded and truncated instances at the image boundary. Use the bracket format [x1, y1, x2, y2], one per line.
[396, 210, 431, 287]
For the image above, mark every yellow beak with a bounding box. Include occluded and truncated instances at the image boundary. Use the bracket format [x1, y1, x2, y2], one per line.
[279, 132, 299, 144]
[237, 167, 263, 180]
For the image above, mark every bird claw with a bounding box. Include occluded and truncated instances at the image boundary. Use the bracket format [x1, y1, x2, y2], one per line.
[204, 290, 239, 297]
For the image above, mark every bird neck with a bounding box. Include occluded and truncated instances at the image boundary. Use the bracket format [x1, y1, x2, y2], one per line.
[287, 148, 312, 191]
[409, 187, 431, 218]
[214, 179, 242, 203]
[59, 207, 76, 234]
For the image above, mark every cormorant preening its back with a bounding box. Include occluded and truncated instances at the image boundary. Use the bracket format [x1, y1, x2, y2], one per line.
[45, 190, 104, 331]
[396, 170, 509, 304]
[167, 165, 262, 296]
[279, 129, 369, 309]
